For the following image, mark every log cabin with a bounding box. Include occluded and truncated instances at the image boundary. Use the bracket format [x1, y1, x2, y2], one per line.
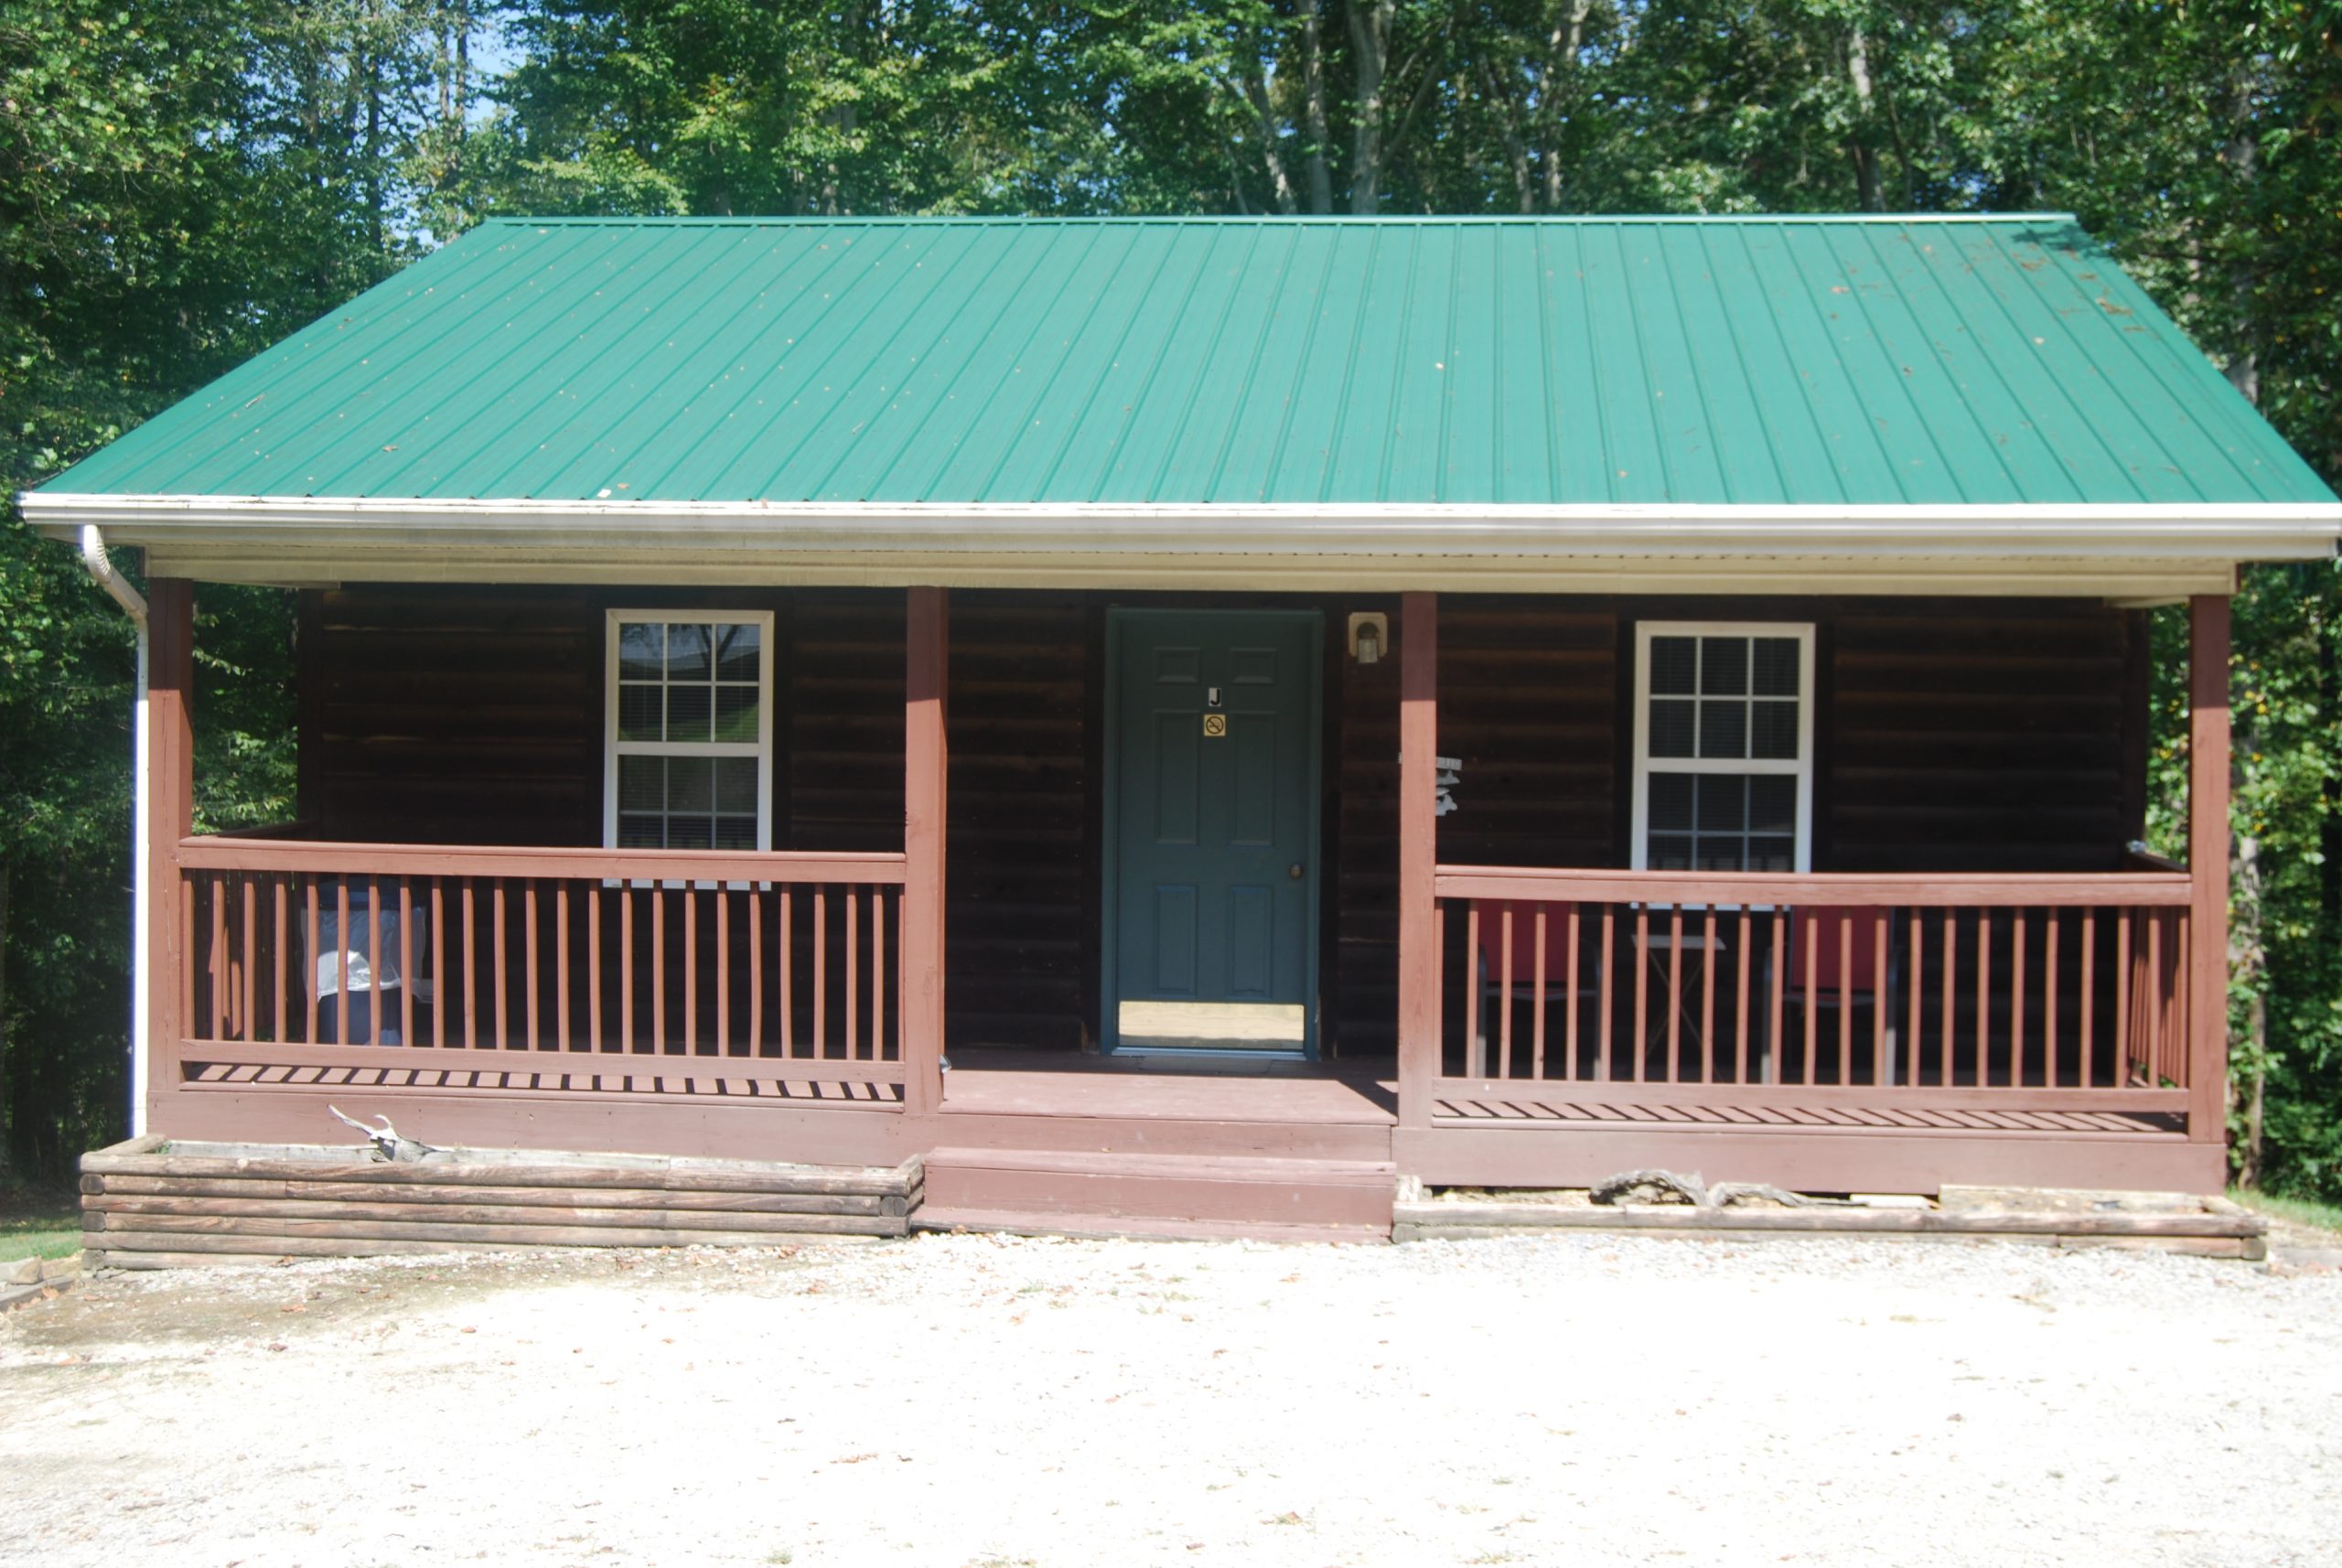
[27, 215, 2342, 1241]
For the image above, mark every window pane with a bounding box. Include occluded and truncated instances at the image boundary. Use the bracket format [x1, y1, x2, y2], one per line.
[1649, 699, 1695, 758]
[1752, 637, 1800, 697]
[1648, 834, 1693, 871]
[1649, 773, 1694, 832]
[617, 813, 664, 849]
[1749, 776, 1797, 835]
[666, 756, 713, 812]
[665, 816, 713, 850]
[1700, 637, 1747, 696]
[618, 756, 664, 813]
[1694, 837, 1747, 873]
[1750, 700, 1799, 760]
[666, 684, 712, 743]
[714, 815, 757, 850]
[1698, 699, 1746, 759]
[1649, 637, 1697, 695]
[666, 623, 711, 681]
[1747, 835, 1796, 872]
[1696, 775, 1748, 833]
[618, 622, 664, 682]
[618, 684, 662, 742]
[713, 623, 760, 682]
[715, 684, 760, 743]
[714, 757, 758, 813]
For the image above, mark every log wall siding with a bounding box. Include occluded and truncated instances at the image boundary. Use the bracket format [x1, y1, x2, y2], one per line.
[299, 588, 2146, 1060]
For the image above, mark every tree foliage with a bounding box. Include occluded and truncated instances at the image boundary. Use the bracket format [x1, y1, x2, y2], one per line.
[5, 0, 2340, 1189]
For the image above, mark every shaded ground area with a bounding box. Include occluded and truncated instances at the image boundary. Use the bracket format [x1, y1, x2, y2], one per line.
[2, 1234, 2337, 1567]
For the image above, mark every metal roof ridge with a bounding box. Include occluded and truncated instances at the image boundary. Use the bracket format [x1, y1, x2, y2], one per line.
[476, 212, 2085, 229]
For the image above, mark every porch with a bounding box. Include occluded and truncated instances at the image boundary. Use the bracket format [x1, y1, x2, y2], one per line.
[134, 578, 2233, 1222]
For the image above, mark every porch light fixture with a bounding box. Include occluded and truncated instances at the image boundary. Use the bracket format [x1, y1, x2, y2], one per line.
[1348, 611, 1387, 665]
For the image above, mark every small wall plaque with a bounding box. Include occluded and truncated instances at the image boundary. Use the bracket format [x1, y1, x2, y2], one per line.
[1202, 714, 1228, 737]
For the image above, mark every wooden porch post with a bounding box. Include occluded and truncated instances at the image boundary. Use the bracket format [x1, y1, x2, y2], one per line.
[902, 587, 949, 1117]
[2187, 593, 2231, 1150]
[1397, 591, 1438, 1131]
[146, 579, 196, 1131]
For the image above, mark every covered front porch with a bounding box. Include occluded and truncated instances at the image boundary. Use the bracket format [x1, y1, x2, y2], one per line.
[137, 578, 2232, 1219]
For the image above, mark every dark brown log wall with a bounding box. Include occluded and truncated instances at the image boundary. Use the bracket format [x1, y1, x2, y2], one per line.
[299, 586, 2147, 1061]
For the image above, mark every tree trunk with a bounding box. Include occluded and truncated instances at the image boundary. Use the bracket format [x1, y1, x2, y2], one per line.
[1236, 66, 1301, 213]
[1347, 0, 1392, 213]
[1846, 26, 1885, 212]
[1299, 0, 1335, 213]
[1536, 0, 1595, 210]
[0, 860, 12, 1178]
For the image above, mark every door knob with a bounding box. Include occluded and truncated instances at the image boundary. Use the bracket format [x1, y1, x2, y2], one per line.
[1288, 863, 1305, 879]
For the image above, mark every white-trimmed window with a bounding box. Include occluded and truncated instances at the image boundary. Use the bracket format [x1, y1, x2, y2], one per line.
[605, 611, 773, 852]
[1631, 622, 1813, 874]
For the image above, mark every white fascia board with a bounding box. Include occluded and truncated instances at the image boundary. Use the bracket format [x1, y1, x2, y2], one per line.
[23, 491, 2342, 563]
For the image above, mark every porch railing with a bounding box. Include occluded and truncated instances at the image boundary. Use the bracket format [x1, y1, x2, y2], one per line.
[1431, 866, 2194, 1115]
[173, 837, 910, 1099]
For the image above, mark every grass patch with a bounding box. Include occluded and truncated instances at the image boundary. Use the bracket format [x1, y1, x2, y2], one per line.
[2232, 1187, 2342, 1235]
[0, 1179, 81, 1264]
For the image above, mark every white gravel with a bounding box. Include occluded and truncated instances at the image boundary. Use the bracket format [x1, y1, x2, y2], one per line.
[2, 1233, 2337, 1567]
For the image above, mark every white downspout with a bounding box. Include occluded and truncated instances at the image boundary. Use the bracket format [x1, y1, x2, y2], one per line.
[78, 526, 151, 1137]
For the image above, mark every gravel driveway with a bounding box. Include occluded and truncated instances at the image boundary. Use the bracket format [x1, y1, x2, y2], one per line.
[2, 1234, 2335, 1568]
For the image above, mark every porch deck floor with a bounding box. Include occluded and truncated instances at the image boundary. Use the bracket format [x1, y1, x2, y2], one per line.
[939, 1049, 1398, 1126]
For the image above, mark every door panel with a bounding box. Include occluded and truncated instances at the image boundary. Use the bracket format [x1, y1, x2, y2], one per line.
[1108, 609, 1320, 1054]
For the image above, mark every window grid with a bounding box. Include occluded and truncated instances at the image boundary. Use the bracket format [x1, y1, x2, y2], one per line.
[605, 613, 772, 854]
[1632, 624, 1812, 876]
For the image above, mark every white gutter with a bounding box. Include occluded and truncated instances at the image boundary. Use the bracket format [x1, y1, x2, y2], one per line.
[77, 526, 151, 1138]
[20, 493, 2342, 563]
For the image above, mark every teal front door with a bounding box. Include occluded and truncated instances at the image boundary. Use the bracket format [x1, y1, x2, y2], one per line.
[1105, 608, 1322, 1055]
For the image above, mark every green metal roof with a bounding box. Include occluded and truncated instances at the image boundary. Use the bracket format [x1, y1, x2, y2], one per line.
[37, 215, 2337, 509]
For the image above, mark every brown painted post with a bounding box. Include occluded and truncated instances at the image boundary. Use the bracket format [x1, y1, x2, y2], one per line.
[902, 587, 950, 1116]
[2186, 593, 2231, 1149]
[1397, 591, 1439, 1130]
[146, 579, 197, 1128]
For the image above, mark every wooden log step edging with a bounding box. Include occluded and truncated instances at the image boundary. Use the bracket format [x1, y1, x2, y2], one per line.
[1392, 1199, 2270, 1259]
[79, 1138, 924, 1265]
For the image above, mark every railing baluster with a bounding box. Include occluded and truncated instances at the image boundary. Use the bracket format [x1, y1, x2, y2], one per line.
[2079, 907, 2095, 1090]
[1767, 909, 1785, 1086]
[650, 885, 665, 1054]
[2114, 907, 2133, 1083]
[846, 886, 861, 1063]
[204, 873, 224, 1042]
[1870, 910, 1886, 1085]
[1598, 907, 1615, 1083]
[2011, 908, 2028, 1089]
[1530, 906, 1546, 1081]
[1975, 909, 1992, 1089]
[1940, 910, 1957, 1088]
[1906, 909, 1922, 1088]
[716, 885, 731, 1057]
[586, 883, 600, 1053]
[1700, 907, 1717, 1085]
[1563, 905, 1582, 1082]
[273, 876, 289, 1045]
[305, 880, 320, 1045]
[334, 881, 350, 1047]
[1664, 906, 1682, 1083]
[620, 885, 635, 1053]
[747, 887, 763, 1057]
[779, 888, 794, 1058]
[1733, 908, 1751, 1086]
[366, 876, 382, 1048]
[2143, 912, 2162, 1087]
[683, 884, 698, 1054]
[183, 875, 198, 1047]
[1631, 907, 1649, 1083]
[814, 887, 828, 1058]
[872, 886, 887, 1062]
[521, 879, 539, 1050]
[492, 878, 509, 1051]
[460, 880, 479, 1049]
[1800, 908, 1817, 1087]
[1496, 902, 1512, 1079]
[431, 879, 446, 1049]
[2043, 908, 2059, 1090]
[555, 881, 571, 1052]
